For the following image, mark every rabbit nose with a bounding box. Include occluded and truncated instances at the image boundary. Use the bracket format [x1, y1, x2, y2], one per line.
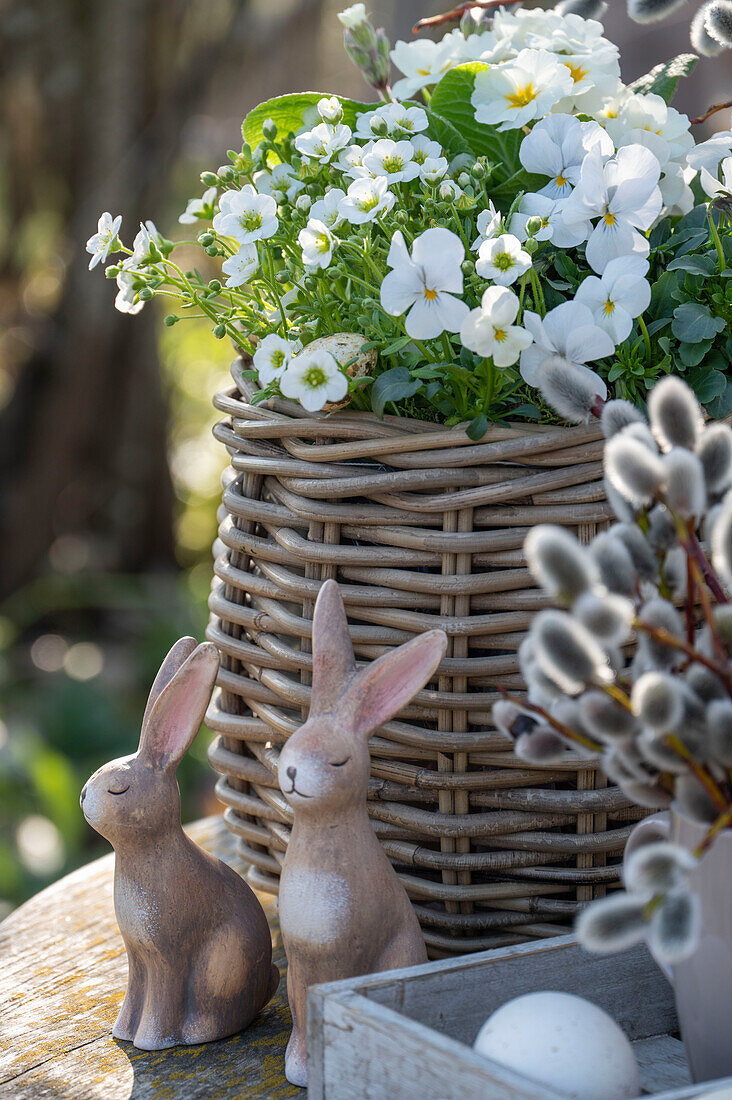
[286, 766, 296, 780]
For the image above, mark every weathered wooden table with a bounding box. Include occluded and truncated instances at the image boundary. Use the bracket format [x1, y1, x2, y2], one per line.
[0, 817, 299, 1099]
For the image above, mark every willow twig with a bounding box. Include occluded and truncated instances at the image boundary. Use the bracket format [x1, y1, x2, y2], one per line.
[413, 0, 521, 33]
[691, 98, 732, 126]
[498, 688, 602, 752]
[665, 733, 728, 810]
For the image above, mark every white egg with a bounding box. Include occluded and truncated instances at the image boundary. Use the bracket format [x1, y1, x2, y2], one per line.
[473, 991, 640, 1100]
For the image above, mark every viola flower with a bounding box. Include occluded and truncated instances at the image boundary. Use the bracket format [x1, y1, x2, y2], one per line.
[475, 233, 532, 286]
[574, 256, 651, 343]
[309, 188, 346, 229]
[279, 348, 348, 411]
[604, 92, 693, 171]
[380, 227, 469, 340]
[520, 301, 614, 400]
[178, 187, 217, 225]
[390, 37, 457, 99]
[221, 243, 259, 287]
[254, 163, 305, 203]
[700, 155, 732, 199]
[560, 144, 663, 273]
[86, 212, 122, 269]
[460, 285, 533, 367]
[213, 185, 278, 245]
[471, 49, 574, 131]
[419, 156, 449, 184]
[471, 202, 502, 250]
[362, 138, 420, 183]
[298, 219, 336, 270]
[410, 135, 443, 166]
[518, 114, 613, 201]
[339, 177, 396, 224]
[686, 123, 732, 175]
[294, 121, 352, 163]
[253, 333, 295, 384]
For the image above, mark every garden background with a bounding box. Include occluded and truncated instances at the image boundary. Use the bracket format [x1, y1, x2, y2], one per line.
[1, 0, 728, 916]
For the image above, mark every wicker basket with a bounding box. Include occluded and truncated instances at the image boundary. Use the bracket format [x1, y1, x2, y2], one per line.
[207, 357, 642, 957]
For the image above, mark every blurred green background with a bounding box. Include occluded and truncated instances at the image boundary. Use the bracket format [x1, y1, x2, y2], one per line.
[0, 0, 728, 917]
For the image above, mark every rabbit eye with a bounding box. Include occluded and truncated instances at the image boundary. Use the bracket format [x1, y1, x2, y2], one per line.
[329, 757, 350, 768]
[107, 785, 130, 796]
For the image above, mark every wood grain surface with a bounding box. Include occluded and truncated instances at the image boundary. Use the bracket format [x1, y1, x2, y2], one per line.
[0, 817, 298, 1099]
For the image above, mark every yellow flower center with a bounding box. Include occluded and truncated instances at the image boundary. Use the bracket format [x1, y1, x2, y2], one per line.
[241, 211, 263, 231]
[358, 193, 379, 211]
[566, 62, 588, 84]
[271, 350, 285, 369]
[604, 299, 615, 315]
[556, 174, 567, 187]
[382, 155, 405, 173]
[304, 367, 327, 388]
[493, 327, 507, 342]
[604, 213, 616, 226]
[505, 83, 537, 109]
[494, 252, 514, 272]
[424, 287, 438, 300]
[413, 150, 427, 164]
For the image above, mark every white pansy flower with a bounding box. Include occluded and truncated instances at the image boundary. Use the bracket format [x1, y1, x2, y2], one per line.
[660, 163, 696, 217]
[420, 156, 449, 184]
[519, 114, 614, 201]
[337, 3, 367, 29]
[574, 256, 651, 344]
[410, 135, 443, 165]
[362, 138, 420, 183]
[213, 185, 278, 245]
[339, 177, 396, 224]
[492, 5, 566, 49]
[604, 92, 693, 171]
[279, 348, 348, 412]
[299, 219, 336, 270]
[114, 267, 143, 315]
[178, 187, 217, 225]
[475, 233, 532, 287]
[317, 96, 343, 123]
[471, 49, 574, 131]
[460, 285, 533, 367]
[336, 143, 372, 179]
[701, 155, 732, 199]
[254, 333, 294, 384]
[390, 37, 457, 99]
[686, 123, 732, 174]
[309, 189, 346, 229]
[472, 202, 502, 250]
[253, 163, 305, 203]
[520, 301, 614, 399]
[546, 21, 622, 111]
[295, 121, 352, 163]
[86, 212, 122, 270]
[222, 243, 259, 287]
[560, 145, 662, 274]
[380, 227, 469, 340]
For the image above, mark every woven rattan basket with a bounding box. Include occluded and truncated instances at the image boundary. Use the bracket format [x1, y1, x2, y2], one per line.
[207, 357, 642, 957]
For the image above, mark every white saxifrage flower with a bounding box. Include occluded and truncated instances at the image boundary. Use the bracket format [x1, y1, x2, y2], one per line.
[295, 121, 352, 163]
[362, 138, 420, 183]
[115, 268, 144, 315]
[279, 348, 348, 411]
[701, 155, 732, 199]
[518, 114, 614, 201]
[390, 38, 457, 99]
[128, 220, 163, 268]
[410, 135, 443, 166]
[460, 285, 533, 367]
[213, 185, 278, 245]
[86, 212, 122, 269]
[336, 143, 371, 179]
[337, 3, 367, 28]
[339, 177, 396, 224]
[472, 202, 502, 250]
[560, 145, 663, 273]
[253, 162, 305, 202]
[471, 49, 574, 131]
[475, 233, 532, 286]
[419, 156, 449, 184]
[380, 102, 429, 135]
[254, 334, 295, 384]
[221, 244, 259, 287]
[520, 301, 615, 400]
[309, 189, 346, 229]
[317, 95, 343, 123]
[574, 255, 651, 343]
[178, 186, 217, 224]
[298, 219, 336, 270]
[380, 227, 469, 340]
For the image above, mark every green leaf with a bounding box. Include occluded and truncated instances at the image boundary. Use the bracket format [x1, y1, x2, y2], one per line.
[672, 302, 726, 343]
[511, 403, 542, 419]
[466, 414, 489, 440]
[687, 366, 728, 404]
[629, 53, 698, 104]
[371, 366, 422, 418]
[421, 106, 472, 158]
[668, 253, 716, 276]
[678, 338, 713, 367]
[708, 379, 732, 417]
[242, 93, 374, 159]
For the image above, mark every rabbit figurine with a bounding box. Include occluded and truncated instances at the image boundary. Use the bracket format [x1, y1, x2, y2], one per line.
[80, 637, 278, 1050]
[278, 580, 447, 1086]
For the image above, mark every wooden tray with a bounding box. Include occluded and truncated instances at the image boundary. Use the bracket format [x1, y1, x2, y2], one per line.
[307, 933, 732, 1099]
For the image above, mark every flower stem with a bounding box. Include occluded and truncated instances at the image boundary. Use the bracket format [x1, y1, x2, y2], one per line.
[665, 733, 728, 810]
[498, 689, 602, 753]
[708, 208, 727, 273]
[638, 315, 652, 364]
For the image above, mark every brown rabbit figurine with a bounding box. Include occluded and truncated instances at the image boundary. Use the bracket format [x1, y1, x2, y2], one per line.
[278, 580, 447, 1086]
[81, 637, 278, 1050]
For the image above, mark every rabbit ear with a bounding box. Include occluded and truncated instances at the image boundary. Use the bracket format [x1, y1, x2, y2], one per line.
[341, 630, 447, 740]
[141, 636, 198, 736]
[310, 579, 356, 716]
[138, 642, 220, 771]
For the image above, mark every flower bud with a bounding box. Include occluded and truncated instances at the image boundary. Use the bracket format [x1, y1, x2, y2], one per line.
[471, 161, 487, 180]
[371, 116, 389, 137]
[525, 216, 543, 237]
[262, 118, 278, 141]
[531, 610, 612, 694]
[663, 448, 707, 519]
[525, 524, 598, 601]
[461, 5, 491, 35]
[691, 3, 727, 54]
[343, 16, 391, 93]
[576, 893, 647, 955]
[295, 194, 312, 213]
[213, 324, 227, 339]
[105, 265, 120, 278]
[164, 314, 178, 326]
[605, 428, 665, 506]
[461, 259, 475, 276]
[198, 231, 215, 246]
[648, 376, 703, 452]
[628, 0, 688, 22]
[524, 237, 539, 255]
[208, 279, 222, 293]
[600, 399, 646, 440]
[200, 171, 219, 187]
[205, 244, 219, 256]
[237, 143, 253, 173]
[395, 210, 409, 225]
[218, 165, 237, 183]
[705, 0, 732, 44]
[648, 891, 701, 966]
[139, 287, 153, 301]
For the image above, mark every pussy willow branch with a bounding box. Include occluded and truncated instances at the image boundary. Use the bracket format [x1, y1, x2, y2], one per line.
[498, 689, 603, 752]
[665, 733, 728, 809]
[635, 619, 732, 697]
[413, 0, 522, 33]
[696, 803, 732, 857]
[684, 527, 728, 604]
[690, 558, 727, 663]
[691, 98, 732, 125]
